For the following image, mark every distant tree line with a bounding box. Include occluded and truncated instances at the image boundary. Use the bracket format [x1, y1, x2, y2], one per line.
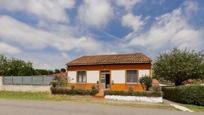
[0, 55, 66, 76]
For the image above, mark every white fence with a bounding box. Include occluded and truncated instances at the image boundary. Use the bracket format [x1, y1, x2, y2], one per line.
[0, 76, 53, 92]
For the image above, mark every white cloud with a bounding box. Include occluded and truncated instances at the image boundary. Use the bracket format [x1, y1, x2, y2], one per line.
[115, 0, 141, 11]
[0, 0, 113, 69]
[0, 15, 106, 69]
[0, 16, 102, 52]
[122, 13, 144, 32]
[0, 42, 21, 54]
[0, 16, 49, 49]
[0, 0, 75, 23]
[61, 52, 70, 59]
[0, 0, 202, 69]
[13, 51, 69, 70]
[123, 1, 204, 51]
[183, 0, 198, 17]
[78, 0, 113, 28]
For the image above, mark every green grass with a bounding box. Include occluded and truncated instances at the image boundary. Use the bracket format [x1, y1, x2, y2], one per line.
[182, 104, 204, 112]
[0, 91, 50, 100]
[0, 91, 174, 110]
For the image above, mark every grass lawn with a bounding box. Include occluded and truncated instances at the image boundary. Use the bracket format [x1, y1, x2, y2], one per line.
[182, 104, 204, 112]
[0, 91, 174, 110]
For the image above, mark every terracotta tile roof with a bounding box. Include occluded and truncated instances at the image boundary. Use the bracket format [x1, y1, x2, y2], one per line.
[67, 53, 151, 66]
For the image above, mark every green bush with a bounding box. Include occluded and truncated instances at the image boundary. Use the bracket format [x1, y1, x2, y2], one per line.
[50, 76, 67, 87]
[162, 85, 204, 106]
[151, 86, 161, 93]
[50, 87, 99, 96]
[139, 76, 152, 90]
[90, 86, 98, 95]
[104, 90, 162, 97]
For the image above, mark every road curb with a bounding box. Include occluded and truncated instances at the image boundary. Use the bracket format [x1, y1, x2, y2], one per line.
[170, 104, 194, 112]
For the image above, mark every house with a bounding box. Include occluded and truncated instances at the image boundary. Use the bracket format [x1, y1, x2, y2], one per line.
[66, 53, 152, 91]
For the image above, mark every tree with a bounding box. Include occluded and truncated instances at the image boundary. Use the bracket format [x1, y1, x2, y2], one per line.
[0, 55, 39, 76]
[0, 55, 56, 76]
[60, 68, 66, 73]
[0, 55, 8, 75]
[153, 48, 204, 86]
[54, 69, 60, 74]
[139, 76, 152, 91]
[47, 70, 54, 75]
[34, 69, 54, 75]
[5, 58, 34, 76]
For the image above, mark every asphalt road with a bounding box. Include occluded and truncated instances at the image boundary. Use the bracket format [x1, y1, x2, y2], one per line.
[0, 99, 202, 115]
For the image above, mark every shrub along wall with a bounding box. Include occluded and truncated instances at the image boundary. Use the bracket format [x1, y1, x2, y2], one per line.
[50, 87, 98, 96]
[162, 85, 204, 106]
[104, 90, 162, 97]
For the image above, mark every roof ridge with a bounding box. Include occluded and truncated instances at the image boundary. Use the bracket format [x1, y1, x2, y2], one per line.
[67, 53, 152, 66]
[83, 52, 143, 57]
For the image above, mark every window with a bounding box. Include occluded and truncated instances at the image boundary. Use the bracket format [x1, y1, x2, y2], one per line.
[77, 71, 86, 83]
[126, 70, 138, 83]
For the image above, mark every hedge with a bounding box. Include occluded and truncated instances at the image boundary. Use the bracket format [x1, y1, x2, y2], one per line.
[104, 90, 162, 97]
[51, 87, 98, 96]
[162, 85, 204, 106]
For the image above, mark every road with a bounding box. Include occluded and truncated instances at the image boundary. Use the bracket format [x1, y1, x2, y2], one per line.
[0, 99, 202, 115]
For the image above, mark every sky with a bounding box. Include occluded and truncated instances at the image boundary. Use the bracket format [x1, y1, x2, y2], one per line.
[0, 0, 204, 69]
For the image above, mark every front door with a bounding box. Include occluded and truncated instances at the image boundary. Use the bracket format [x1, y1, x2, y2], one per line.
[100, 71, 110, 89]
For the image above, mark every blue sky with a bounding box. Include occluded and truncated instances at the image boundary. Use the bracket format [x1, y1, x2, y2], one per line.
[0, 0, 204, 69]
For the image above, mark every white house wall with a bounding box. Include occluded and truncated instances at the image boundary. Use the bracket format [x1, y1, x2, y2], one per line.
[87, 71, 99, 83]
[139, 70, 150, 78]
[111, 70, 126, 83]
[68, 69, 150, 84]
[68, 71, 76, 83]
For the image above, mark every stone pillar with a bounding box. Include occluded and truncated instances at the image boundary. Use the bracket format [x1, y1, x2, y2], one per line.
[95, 83, 104, 97]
